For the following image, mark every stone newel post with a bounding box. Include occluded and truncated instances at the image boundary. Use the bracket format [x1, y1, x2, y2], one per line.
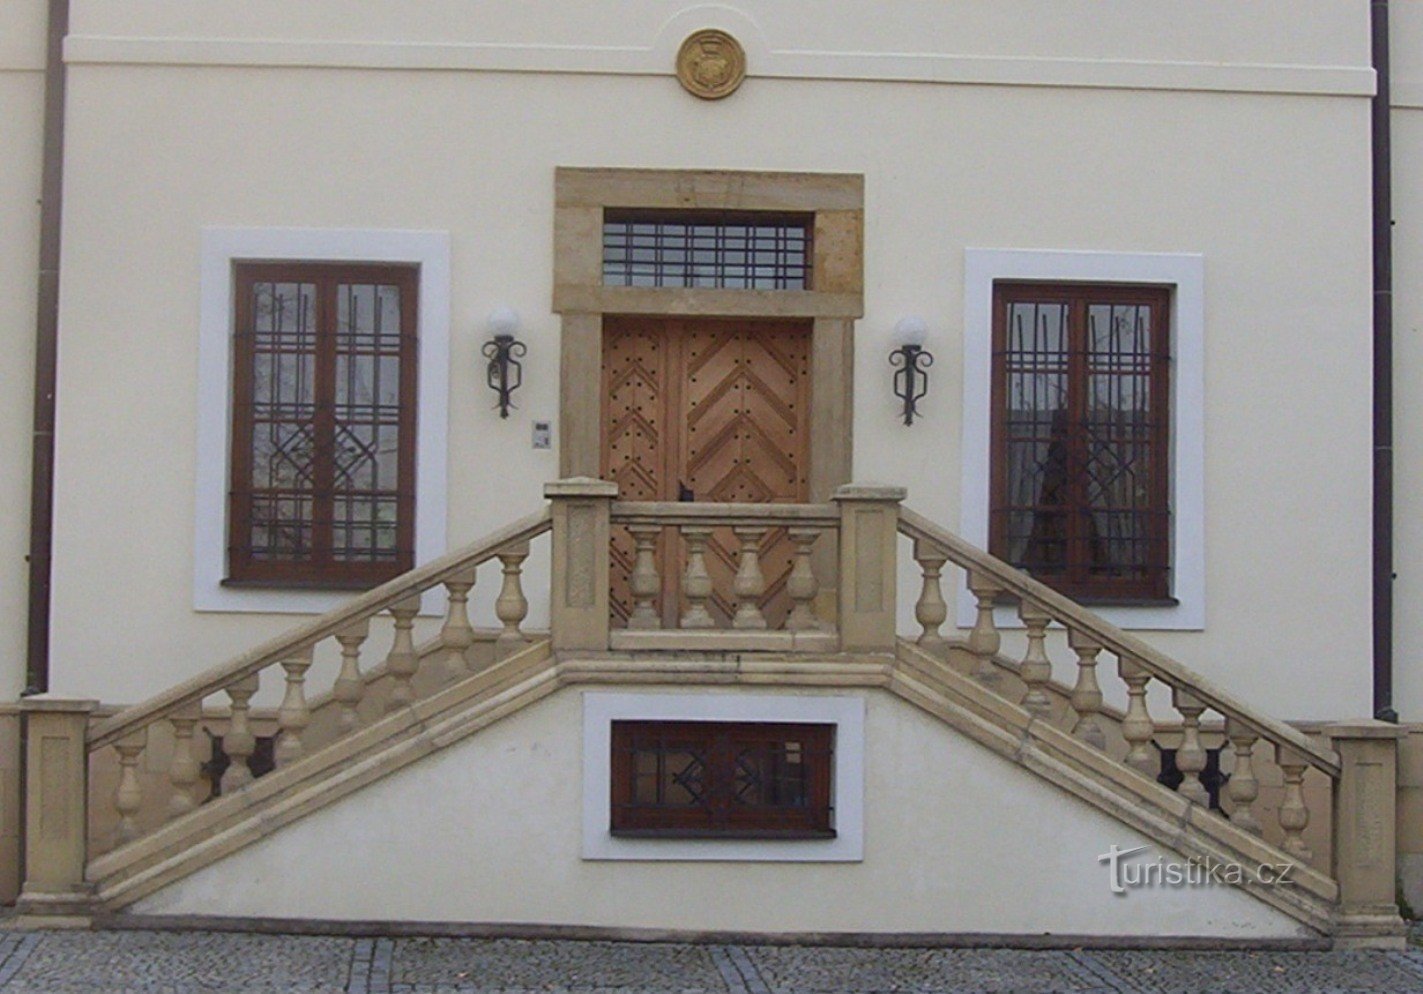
[18, 695, 98, 920]
[546, 477, 618, 652]
[832, 484, 906, 654]
[1327, 720, 1406, 949]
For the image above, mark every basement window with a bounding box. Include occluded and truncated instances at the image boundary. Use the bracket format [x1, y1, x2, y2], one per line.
[610, 720, 834, 838]
[602, 210, 813, 289]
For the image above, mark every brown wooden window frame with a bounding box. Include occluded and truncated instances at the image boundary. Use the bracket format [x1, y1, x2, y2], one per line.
[990, 281, 1172, 604]
[227, 262, 419, 588]
[610, 720, 835, 839]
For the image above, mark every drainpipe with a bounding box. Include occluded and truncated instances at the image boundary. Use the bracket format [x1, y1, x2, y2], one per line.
[1371, 0, 1397, 722]
[24, 0, 69, 695]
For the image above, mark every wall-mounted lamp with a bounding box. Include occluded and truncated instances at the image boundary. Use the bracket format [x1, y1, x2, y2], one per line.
[482, 307, 526, 419]
[888, 316, 934, 426]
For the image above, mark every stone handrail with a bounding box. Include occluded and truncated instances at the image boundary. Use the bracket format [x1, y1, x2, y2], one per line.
[611, 501, 840, 526]
[89, 509, 551, 753]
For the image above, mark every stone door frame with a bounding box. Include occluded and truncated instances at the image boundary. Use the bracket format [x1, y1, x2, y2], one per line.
[552, 167, 864, 504]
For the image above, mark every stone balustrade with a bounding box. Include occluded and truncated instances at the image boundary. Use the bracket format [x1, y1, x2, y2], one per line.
[15, 480, 1405, 946]
[33, 510, 552, 896]
[608, 500, 841, 651]
[541, 480, 905, 653]
[897, 506, 1404, 947]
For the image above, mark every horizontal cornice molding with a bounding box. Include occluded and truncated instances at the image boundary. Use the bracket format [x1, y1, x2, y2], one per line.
[1392, 81, 1423, 109]
[62, 35, 1376, 98]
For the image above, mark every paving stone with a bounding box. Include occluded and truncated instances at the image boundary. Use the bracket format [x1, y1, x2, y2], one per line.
[388, 937, 730, 993]
[1088, 949, 1423, 994]
[0, 929, 353, 994]
[3, 929, 1423, 993]
[742, 945, 1106, 993]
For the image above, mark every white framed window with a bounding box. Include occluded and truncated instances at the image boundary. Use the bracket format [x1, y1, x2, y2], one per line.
[582, 692, 866, 862]
[961, 249, 1205, 630]
[195, 228, 451, 613]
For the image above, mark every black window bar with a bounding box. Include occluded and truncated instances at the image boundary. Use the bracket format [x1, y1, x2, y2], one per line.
[602, 210, 813, 290]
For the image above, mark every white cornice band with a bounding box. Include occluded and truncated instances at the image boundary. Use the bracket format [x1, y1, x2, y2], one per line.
[62, 36, 1377, 99]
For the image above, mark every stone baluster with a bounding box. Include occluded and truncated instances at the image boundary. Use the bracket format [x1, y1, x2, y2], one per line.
[1017, 601, 1053, 718]
[220, 673, 260, 793]
[440, 568, 477, 677]
[1171, 687, 1210, 806]
[275, 646, 314, 768]
[1067, 628, 1107, 749]
[731, 526, 769, 630]
[1118, 656, 1158, 776]
[332, 619, 370, 734]
[113, 729, 147, 845]
[495, 542, 531, 656]
[679, 526, 715, 629]
[785, 528, 821, 631]
[967, 572, 1003, 685]
[385, 595, 422, 713]
[626, 525, 662, 630]
[1275, 745, 1313, 862]
[1224, 717, 1262, 835]
[167, 702, 203, 820]
[912, 540, 949, 648]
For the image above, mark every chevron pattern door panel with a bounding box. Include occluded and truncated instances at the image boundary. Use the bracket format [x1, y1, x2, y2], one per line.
[602, 318, 811, 627]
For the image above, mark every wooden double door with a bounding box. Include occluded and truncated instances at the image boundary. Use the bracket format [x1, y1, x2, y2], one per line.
[601, 317, 812, 627]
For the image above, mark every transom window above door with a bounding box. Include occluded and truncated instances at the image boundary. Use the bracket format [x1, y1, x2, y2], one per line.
[602, 209, 812, 290]
[228, 262, 418, 587]
[990, 282, 1171, 602]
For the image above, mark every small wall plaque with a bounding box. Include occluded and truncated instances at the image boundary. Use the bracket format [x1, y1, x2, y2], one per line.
[676, 30, 747, 100]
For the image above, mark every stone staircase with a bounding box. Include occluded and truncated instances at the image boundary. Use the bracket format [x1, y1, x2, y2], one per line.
[12, 481, 1406, 946]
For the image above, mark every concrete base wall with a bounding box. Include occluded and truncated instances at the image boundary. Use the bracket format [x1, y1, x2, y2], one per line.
[134, 685, 1311, 939]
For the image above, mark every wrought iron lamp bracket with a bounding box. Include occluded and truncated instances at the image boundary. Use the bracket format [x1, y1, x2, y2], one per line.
[889, 343, 934, 425]
[483, 333, 526, 419]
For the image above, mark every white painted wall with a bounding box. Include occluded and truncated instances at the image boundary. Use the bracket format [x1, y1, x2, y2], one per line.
[135, 685, 1311, 939]
[1390, 1, 1423, 724]
[0, 0, 48, 700]
[46, 3, 1374, 724]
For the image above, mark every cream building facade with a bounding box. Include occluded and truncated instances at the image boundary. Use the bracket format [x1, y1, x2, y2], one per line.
[0, 0, 1420, 944]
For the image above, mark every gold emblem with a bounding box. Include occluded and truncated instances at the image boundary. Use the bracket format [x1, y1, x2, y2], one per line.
[676, 30, 746, 100]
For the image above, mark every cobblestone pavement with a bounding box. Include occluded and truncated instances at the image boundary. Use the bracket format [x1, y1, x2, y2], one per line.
[2, 929, 1423, 994]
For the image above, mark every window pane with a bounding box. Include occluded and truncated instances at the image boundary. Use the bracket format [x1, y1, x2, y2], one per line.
[244, 282, 318, 561]
[248, 494, 313, 561]
[332, 282, 405, 564]
[1002, 301, 1071, 571]
[1084, 303, 1156, 579]
[733, 740, 809, 809]
[602, 211, 811, 289]
[629, 742, 706, 807]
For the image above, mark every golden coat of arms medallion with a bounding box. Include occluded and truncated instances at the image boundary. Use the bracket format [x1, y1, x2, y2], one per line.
[676, 30, 746, 100]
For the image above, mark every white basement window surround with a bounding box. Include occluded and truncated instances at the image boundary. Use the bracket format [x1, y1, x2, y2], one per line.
[582, 692, 866, 862]
[195, 228, 451, 613]
[960, 248, 1205, 631]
